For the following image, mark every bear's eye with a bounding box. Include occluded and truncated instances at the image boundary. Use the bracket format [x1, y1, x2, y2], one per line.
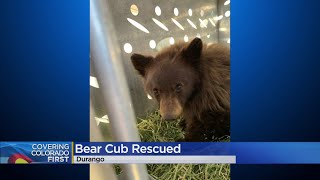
[153, 88, 160, 96]
[175, 83, 183, 93]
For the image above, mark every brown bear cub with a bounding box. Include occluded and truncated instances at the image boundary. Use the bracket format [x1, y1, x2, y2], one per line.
[131, 38, 230, 142]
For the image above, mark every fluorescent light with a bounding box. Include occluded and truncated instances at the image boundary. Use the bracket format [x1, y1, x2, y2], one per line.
[200, 10, 204, 17]
[123, 43, 132, 53]
[152, 18, 169, 31]
[225, 11, 230, 17]
[149, 40, 156, 49]
[187, 18, 197, 29]
[127, 18, 150, 33]
[188, 9, 192, 16]
[90, 76, 99, 88]
[184, 35, 189, 42]
[199, 18, 208, 28]
[130, 4, 139, 16]
[155, 6, 161, 16]
[95, 114, 109, 126]
[169, 37, 175, 45]
[209, 18, 216, 27]
[213, 15, 223, 21]
[171, 18, 184, 30]
[174, 8, 179, 16]
[219, 28, 228, 32]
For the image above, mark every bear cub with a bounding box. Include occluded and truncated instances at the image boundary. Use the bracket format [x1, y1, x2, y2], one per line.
[131, 38, 230, 142]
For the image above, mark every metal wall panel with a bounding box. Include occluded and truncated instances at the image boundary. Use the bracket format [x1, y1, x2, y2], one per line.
[218, 0, 230, 45]
[91, 0, 224, 121]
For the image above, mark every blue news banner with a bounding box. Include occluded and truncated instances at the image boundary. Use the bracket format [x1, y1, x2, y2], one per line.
[1, 142, 320, 164]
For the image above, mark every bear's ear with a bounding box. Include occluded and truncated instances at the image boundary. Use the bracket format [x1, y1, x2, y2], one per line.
[131, 53, 154, 77]
[181, 38, 203, 62]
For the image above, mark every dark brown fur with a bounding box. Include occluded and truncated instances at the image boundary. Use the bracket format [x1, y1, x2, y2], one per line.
[131, 38, 230, 142]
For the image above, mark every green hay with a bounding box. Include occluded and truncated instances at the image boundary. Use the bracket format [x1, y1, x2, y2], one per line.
[115, 111, 230, 180]
[137, 111, 184, 142]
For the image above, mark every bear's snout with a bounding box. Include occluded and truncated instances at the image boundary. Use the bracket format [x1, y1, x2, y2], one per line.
[161, 113, 177, 121]
[159, 98, 182, 120]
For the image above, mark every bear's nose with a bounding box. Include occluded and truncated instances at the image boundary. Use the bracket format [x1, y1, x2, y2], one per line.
[161, 114, 177, 121]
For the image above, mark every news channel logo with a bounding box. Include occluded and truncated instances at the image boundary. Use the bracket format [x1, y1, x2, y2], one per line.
[0, 142, 72, 164]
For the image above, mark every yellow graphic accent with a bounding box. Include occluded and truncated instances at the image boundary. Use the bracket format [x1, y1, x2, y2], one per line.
[15, 158, 29, 164]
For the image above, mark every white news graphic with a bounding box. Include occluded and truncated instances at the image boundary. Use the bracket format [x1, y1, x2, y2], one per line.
[73, 143, 236, 164]
[73, 155, 236, 164]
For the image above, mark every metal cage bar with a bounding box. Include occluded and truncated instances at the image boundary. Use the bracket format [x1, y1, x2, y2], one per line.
[90, 99, 117, 180]
[90, 0, 149, 179]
